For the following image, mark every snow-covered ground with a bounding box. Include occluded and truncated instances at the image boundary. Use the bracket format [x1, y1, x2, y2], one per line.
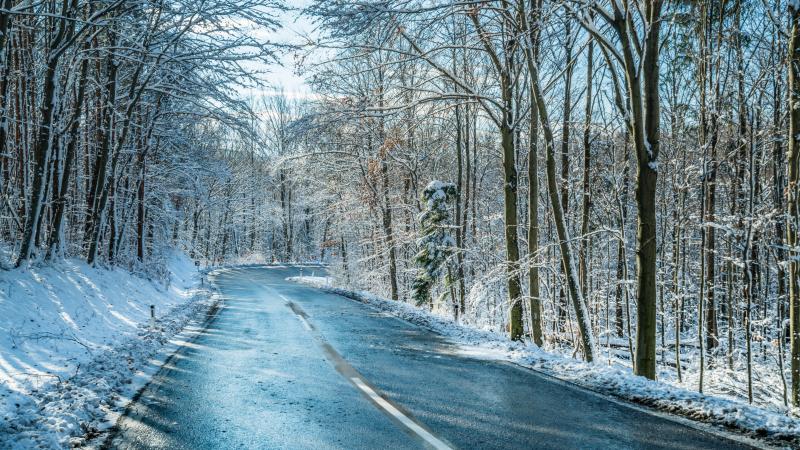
[0, 253, 217, 449]
[288, 275, 800, 447]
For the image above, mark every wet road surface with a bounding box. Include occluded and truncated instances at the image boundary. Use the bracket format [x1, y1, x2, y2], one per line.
[109, 266, 760, 449]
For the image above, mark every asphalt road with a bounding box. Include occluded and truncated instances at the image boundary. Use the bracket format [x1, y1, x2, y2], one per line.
[109, 266, 759, 450]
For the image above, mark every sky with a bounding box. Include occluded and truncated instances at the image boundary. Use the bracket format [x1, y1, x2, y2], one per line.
[246, 2, 317, 100]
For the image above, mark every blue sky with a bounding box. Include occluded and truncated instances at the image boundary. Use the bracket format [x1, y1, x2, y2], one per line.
[252, 1, 317, 99]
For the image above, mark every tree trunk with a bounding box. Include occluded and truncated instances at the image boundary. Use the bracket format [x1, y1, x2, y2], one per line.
[604, 0, 664, 380]
[279, 169, 291, 260]
[527, 89, 542, 346]
[454, 103, 466, 319]
[698, 0, 721, 353]
[85, 32, 118, 258]
[501, 117, 524, 341]
[527, 55, 595, 361]
[580, 32, 594, 300]
[787, 2, 800, 407]
[380, 162, 399, 301]
[526, 0, 543, 346]
[558, 21, 574, 333]
[137, 153, 146, 262]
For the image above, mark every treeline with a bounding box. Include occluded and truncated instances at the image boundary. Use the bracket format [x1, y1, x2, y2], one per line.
[0, 0, 284, 275]
[284, 0, 800, 410]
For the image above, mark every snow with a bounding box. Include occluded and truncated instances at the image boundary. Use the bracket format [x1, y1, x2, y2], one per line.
[288, 276, 800, 446]
[0, 253, 217, 449]
[422, 180, 456, 209]
[290, 275, 332, 287]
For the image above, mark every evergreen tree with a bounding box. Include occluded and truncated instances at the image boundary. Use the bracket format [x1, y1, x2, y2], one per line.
[412, 181, 457, 306]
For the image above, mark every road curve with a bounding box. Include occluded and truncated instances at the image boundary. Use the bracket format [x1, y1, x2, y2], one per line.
[109, 266, 760, 450]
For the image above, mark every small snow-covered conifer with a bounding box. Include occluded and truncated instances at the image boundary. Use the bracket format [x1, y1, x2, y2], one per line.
[412, 181, 457, 306]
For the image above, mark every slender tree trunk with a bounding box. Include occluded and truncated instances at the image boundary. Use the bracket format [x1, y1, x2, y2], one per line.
[789, 2, 800, 407]
[137, 154, 146, 262]
[501, 116, 524, 341]
[743, 109, 757, 404]
[699, 0, 722, 353]
[527, 96, 542, 345]
[376, 66, 399, 301]
[454, 103, 466, 318]
[526, 0, 543, 346]
[381, 160, 399, 301]
[557, 20, 575, 334]
[85, 32, 118, 256]
[472, 16, 525, 340]
[340, 236, 350, 284]
[520, 0, 594, 357]
[279, 169, 291, 260]
[580, 32, 594, 300]
[673, 209, 683, 381]
[527, 56, 595, 360]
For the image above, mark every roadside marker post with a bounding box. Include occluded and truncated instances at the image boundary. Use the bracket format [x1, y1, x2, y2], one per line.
[150, 305, 156, 329]
[195, 260, 204, 286]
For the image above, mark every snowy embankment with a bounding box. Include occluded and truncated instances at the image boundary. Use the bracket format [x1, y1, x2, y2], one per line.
[0, 253, 218, 449]
[288, 275, 800, 447]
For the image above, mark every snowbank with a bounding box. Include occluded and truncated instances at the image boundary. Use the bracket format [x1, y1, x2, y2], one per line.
[0, 253, 217, 449]
[287, 275, 800, 447]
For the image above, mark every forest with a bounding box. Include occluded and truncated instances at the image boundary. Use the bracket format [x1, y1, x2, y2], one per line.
[1, 0, 800, 424]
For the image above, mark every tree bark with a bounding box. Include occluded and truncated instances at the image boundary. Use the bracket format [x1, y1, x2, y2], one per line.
[499, 75, 523, 339]
[608, 0, 664, 379]
[524, 34, 595, 361]
[787, 1, 800, 407]
[580, 29, 594, 301]
[525, 0, 543, 346]
[85, 31, 118, 258]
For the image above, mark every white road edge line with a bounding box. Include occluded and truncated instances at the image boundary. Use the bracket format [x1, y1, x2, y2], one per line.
[350, 377, 453, 450]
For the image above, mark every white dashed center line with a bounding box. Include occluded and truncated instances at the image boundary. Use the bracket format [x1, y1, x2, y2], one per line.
[350, 377, 454, 450]
[283, 296, 454, 450]
[297, 314, 312, 331]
